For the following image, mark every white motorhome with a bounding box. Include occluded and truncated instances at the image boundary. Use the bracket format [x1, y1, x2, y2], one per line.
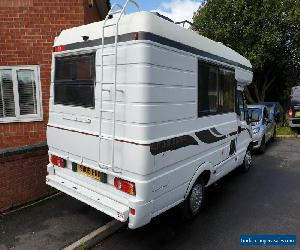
[46, 1, 253, 229]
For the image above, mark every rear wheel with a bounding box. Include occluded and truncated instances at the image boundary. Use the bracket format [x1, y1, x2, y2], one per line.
[182, 179, 205, 219]
[258, 136, 266, 154]
[239, 147, 252, 173]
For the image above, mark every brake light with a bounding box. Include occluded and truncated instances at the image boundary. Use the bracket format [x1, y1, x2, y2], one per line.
[114, 178, 136, 195]
[50, 155, 66, 168]
[288, 107, 293, 119]
[53, 45, 65, 52]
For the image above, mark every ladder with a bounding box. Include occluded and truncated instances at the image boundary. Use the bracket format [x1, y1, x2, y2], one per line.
[99, 0, 140, 173]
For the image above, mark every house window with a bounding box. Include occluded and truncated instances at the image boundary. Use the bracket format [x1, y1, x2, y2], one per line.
[198, 61, 235, 117]
[0, 66, 42, 123]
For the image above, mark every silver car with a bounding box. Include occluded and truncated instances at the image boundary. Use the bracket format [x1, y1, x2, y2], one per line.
[248, 105, 276, 153]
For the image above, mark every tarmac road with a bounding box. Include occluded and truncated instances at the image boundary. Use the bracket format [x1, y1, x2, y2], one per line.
[94, 139, 300, 250]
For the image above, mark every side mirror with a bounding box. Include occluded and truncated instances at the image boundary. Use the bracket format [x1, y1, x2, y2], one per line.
[265, 118, 271, 124]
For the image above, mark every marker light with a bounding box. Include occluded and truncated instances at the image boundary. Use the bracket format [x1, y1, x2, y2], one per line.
[53, 45, 65, 52]
[50, 155, 66, 168]
[114, 178, 136, 196]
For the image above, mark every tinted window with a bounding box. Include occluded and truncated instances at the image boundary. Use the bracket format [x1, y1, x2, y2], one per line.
[54, 53, 95, 108]
[218, 68, 235, 113]
[198, 63, 218, 116]
[198, 62, 235, 117]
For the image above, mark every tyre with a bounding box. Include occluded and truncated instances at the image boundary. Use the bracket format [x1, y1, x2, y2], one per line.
[258, 135, 266, 154]
[182, 179, 205, 219]
[239, 147, 252, 173]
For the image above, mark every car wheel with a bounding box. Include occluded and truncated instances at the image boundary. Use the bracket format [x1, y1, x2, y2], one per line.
[239, 147, 252, 173]
[182, 179, 205, 219]
[258, 136, 266, 154]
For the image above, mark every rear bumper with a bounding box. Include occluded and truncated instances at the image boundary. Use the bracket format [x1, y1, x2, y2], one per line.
[46, 164, 152, 229]
[46, 174, 129, 222]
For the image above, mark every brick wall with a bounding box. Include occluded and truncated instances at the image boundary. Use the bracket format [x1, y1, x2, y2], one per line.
[0, 0, 102, 149]
[0, 148, 52, 211]
[0, 0, 107, 211]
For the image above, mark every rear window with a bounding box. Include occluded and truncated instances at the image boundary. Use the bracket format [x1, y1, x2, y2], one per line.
[54, 53, 95, 108]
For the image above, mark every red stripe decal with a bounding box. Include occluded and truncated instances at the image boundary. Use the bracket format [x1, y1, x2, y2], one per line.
[47, 125, 150, 147]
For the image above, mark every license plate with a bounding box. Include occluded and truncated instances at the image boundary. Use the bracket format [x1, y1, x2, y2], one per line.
[295, 111, 300, 117]
[77, 165, 102, 181]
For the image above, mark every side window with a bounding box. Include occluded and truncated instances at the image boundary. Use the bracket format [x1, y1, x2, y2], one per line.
[237, 91, 246, 121]
[218, 68, 235, 113]
[198, 63, 218, 116]
[198, 61, 235, 117]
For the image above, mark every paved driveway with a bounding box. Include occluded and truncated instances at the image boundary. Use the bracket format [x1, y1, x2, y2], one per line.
[0, 194, 110, 250]
[94, 139, 300, 250]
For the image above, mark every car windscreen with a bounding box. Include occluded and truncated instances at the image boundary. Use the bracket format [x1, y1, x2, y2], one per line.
[248, 108, 262, 121]
[54, 53, 95, 108]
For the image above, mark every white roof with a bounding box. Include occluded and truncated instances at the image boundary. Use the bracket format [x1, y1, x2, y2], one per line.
[54, 11, 252, 71]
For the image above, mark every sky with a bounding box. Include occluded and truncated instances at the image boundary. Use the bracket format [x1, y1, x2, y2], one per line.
[121, 0, 203, 24]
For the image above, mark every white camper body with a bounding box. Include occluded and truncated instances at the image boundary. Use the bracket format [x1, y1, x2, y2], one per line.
[46, 6, 253, 229]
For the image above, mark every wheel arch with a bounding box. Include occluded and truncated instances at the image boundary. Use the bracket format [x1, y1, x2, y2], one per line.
[184, 162, 213, 199]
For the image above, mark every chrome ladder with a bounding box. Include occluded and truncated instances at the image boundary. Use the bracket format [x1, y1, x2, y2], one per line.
[99, 0, 140, 173]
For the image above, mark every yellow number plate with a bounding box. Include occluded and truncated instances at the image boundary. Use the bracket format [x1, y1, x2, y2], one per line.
[295, 111, 300, 117]
[77, 165, 101, 181]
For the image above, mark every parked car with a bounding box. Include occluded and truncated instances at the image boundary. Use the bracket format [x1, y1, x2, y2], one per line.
[288, 86, 300, 130]
[259, 102, 284, 126]
[248, 105, 276, 153]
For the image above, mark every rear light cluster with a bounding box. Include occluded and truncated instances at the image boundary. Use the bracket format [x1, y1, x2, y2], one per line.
[50, 155, 66, 168]
[114, 178, 136, 196]
[288, 107, 294, 119]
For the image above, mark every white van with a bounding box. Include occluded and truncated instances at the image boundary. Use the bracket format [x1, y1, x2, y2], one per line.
[46, 2, 253, 229]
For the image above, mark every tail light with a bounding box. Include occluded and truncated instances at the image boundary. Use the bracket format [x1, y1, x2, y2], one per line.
[130, 208, 136, 215]
[50, 155, 66, 168]
[288, 107, 293, 119]
[114, 178, 136, 195]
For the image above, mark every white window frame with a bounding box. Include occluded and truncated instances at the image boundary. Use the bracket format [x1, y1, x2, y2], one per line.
[0, 65, 43, 123]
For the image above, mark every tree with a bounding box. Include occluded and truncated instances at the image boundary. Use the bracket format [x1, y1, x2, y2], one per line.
[193, 0, 300, 104]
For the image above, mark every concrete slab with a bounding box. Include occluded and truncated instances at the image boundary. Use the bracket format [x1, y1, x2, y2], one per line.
[0, 193, 111, 250]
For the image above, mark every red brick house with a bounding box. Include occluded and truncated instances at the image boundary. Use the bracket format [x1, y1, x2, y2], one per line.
[0, 0, 110, 212]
